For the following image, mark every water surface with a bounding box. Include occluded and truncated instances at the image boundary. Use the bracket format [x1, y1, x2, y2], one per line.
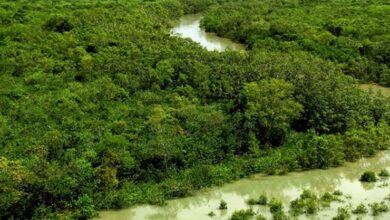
[97, 151, 390, 220]
[359, 84, 390, 97]
[170, 14, 245, 52]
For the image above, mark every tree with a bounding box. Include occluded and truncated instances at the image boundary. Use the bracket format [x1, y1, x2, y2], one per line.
[239, 79, 303, 149]
[0, 116, 8, 146]
[142, 105, 182, 172]
[0, 157, 34, 219]
[300, 134, 345, 169]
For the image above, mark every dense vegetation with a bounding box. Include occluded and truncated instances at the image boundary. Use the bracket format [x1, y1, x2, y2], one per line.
[202, 0, 390, 86]
[229, 189, 390, 219]
[0, 0, 390, 219]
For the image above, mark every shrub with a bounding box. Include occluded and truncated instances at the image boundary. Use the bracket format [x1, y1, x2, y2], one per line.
[32, 206, 58, 220]
[272, 210, 288, 220]
[247, 194, 268, 205]
[290, 190, 319, 216]
[369, 202, 389, 216]
[267, 169, 277, 175]
[257, 194, 268, 205]
[359, 171, 377, 182]
[306, 199, 319, 214]
[290, 198, 305, 216]
[208, 211, 215, 217]
[43, 16, 74, 33]
[255, 214, 267, 220]
[72, 194, 96, 219]
[300, 190, 316, 200]
[378, 169, 390, 177]
[160, 179, 192, 199]
[246, 198, 257, 205]
[188, 165, 215, 189]
[352, 203, 368, 214]
[301, 134, 344, 169]
[229, 209, 255, 220]
[219, 200, 227, 210]
[333, 207, 351, 220]
[333, 190, 343, 196]
[269, 199, 283, 214]
[277, 168, 289, 175]
[320, 192, 338, 207]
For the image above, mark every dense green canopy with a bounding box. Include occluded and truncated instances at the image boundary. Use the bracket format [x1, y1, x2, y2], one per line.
[0, 0, 389, 219]
[202, 0, 390, 86]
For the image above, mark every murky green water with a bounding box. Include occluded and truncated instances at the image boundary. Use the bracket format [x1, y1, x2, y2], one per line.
[97, 151, 390, 220]
[170, 14, 245, 52]
[359, 84, 390, 97]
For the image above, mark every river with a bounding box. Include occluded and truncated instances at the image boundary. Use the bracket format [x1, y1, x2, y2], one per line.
[97, 151, 390, 220]
[96, 15, 390, 220]
[359, 84, 390, 97]
[170, 14, 245, 52]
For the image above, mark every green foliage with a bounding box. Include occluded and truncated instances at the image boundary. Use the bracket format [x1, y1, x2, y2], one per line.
[320, 192, 339, 207]
[257, 194, 268, 205]
[208, 211, 215, 217]
[359, 171, 377, 182]
[246, 198, 257, 205]
[31, 205, 59, 220]
[333, 207, 351, 220]
[201, 0, 390, 86]
[255, 215, 267, 220]
[229, 209, 255, 220]
[0, 0, 389, 218]
[0, 157, 35, 219]
[72, 194, 96, 219]
[219, 200, 228, 210]
[378, 169, 390, 177]
[187, 165, 215, 189]
[289, 198, 305, 216]
[352, 203, 368, 214]
[289, 190, 319, 216]
[369, 201, 389, 216]
[239, 79, 303, 148]
[272, 210, 289, 220]
[333, 190, 343, 196]
[247, 194, 268, 205]
[300, 134, 345, 169]
[269, 199, 283, 214]
[43, 16, 74, 33]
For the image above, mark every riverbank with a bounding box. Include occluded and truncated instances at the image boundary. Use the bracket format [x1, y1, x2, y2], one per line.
[359, 84, 390, 97]
[170, 14, 245, 51]
[97, 151, 390, 220]
[2, 1, 390, 219]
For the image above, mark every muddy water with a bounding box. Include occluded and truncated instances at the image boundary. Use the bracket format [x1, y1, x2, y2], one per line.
[359, 84, 390, 97]
[170, 14, 245, 52]
[97, 151, 390, 220]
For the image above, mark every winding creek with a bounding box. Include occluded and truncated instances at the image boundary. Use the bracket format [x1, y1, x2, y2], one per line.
[170, 14, 245, 52]
[96, 15, 390, 220]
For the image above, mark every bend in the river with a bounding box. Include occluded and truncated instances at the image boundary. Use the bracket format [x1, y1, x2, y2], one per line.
[170, 14, 245, 52]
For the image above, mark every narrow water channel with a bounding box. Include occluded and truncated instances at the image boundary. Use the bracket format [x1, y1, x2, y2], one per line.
[170, 14, 245, 52]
